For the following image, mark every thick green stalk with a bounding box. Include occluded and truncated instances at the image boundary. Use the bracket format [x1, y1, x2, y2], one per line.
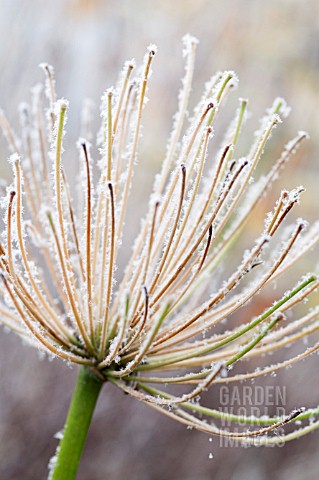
[50, 367, 104, 480]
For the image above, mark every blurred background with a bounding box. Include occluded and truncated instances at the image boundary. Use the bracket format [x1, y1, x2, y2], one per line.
[0, 0, 319, 478]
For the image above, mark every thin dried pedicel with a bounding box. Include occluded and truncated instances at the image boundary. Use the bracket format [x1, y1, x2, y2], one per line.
[14, 159, 74, 342]
[62, 168, 86, 282]
[158, 127, 213, 282]
[46, 212, 94, 354]
[82, 142, 94, 339]
[129, 201, 159, 324]
[113, 61, 135, 135]
[119, 286, 150, 356]
[99, 182, 116, 356]
[40, 63, 56, 131]
[148, 164, 187, 296]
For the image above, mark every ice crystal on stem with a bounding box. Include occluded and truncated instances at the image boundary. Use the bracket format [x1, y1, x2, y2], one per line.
[1, 38, 319, 445]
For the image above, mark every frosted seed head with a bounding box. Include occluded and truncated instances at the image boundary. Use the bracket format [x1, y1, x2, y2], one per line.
[296, 218, 308, 231]
[125, 59, 136, 70]
[76, 136, 87, 149]
[271, 97, 291, 118]
[182, 34, 199, 57]
[297, 130, 310, 140]
[106, 87, 114, 97]
[147, 44, 158, 57]
[39, 62, 54, 74]
[56, 98, 69, 112]
[239, 97, 248, 105]
[0, 41, 318, 446]
[8, 153, 20, 166]
[272, 113, 282, 125]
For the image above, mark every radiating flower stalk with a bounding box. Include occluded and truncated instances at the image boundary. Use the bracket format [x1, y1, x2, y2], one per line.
[1, 36, 319, 478]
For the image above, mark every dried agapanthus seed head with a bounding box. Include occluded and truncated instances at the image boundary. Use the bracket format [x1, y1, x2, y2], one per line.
[0, 35, 319, 445]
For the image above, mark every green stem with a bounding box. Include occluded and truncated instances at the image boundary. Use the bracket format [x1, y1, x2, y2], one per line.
[50, 367, 104, 480]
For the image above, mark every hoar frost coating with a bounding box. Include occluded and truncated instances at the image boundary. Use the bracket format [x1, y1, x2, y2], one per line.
[0, 36, 319, 444]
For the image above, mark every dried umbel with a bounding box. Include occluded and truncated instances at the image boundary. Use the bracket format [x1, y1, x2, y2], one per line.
[1, 35, 319, 461]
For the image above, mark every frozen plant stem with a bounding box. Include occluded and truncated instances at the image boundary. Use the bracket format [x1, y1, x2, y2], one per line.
[51, 367, 104, 480]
